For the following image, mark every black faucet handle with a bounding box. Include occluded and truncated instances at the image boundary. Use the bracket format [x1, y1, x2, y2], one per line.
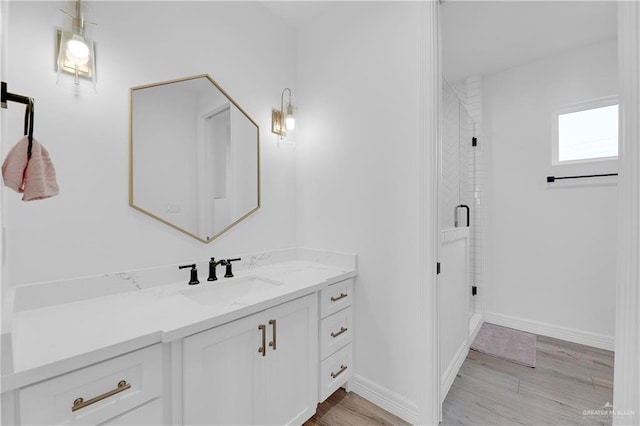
[223, 258, 242, 278]
[208, 257, 224, 281]
[178, 264, 200, 285]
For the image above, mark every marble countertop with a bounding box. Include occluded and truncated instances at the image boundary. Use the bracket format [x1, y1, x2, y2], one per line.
[2, 255, 356, 392]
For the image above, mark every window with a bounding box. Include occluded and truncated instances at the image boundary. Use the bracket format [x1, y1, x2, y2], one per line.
[553, 97, 619, 164]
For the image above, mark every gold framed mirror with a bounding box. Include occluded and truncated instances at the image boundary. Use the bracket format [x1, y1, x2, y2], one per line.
[130, 74, 260, 243]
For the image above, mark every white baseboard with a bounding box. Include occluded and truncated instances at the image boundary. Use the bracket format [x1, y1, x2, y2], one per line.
[483, 312, 614, 351]
[440, 339, 468, 403]
[469, 312, 483, 342]
[348, 374, 418, 424]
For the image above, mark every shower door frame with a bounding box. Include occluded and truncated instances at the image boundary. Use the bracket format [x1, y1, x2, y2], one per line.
[612, 2, 640, 423]
[415, 1, 441, 424]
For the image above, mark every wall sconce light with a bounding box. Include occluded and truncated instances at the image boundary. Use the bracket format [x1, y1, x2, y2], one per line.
[272, 88, 295, 138]
[56, 0, 97, 93]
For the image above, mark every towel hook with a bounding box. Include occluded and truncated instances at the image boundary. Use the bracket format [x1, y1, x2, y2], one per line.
[1, 81, 35, 159]
[1, 81, 31, 109]
[24, 98, 35, 160]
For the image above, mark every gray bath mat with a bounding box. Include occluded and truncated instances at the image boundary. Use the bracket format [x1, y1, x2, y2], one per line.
[471, 323, 536, 367]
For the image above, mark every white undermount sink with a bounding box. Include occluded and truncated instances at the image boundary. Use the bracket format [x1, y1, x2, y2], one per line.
[179, 275, 284, 307]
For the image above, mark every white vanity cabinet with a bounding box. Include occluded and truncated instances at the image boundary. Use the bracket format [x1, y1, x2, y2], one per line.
[182, 293, 318, 425]
[318, 278, 354, 402]
[16, 344, 163, 426]
[4, 257, 357, 426]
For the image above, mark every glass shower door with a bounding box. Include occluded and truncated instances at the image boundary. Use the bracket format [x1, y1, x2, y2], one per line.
[441, 80, 476, 316]
[438, 79, 477, 401]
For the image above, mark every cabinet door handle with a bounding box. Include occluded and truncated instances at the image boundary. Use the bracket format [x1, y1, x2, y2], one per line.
[331, 326, 348, 338]
[330, 365, 348, 379]
[330, 293, 348, 302]
[268, 319, 277, 351]
[72, 380, 131, 412]
[258, 324, 266, 357]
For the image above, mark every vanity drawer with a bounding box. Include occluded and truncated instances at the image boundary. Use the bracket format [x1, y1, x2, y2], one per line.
[320, 279, 353, 319]
[19, 344, 162, 425]
[319, 343, 353, 402]
[320, 307, 353, 360]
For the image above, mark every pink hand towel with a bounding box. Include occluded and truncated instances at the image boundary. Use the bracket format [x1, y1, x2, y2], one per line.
[2, 136, 59, 201]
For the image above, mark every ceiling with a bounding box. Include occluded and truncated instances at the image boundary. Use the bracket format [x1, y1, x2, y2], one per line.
[261, 1, 617, 83]
[260, 1, 336, 29]
[442, 1, 618, 82]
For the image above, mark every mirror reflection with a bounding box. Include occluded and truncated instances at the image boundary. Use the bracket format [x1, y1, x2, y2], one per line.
[130, 75, 260, 243]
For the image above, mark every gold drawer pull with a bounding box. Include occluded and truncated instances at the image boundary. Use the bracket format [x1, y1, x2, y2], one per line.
[268, 319, 277, 351]
[330, 364, 348, 379]
[331, 327, 348, 338]
[258, 324, 266, 357]
[72, 380, 131, 412]
[330, 293, 348, 302]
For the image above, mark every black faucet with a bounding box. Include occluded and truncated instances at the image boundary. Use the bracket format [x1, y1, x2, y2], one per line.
[178, 264, 200, 285]
[222, 258, 241, 278]
[208, 257, 226, 281]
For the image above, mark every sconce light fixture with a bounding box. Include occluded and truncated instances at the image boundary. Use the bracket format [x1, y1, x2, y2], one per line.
[56, 0, 97, 93]
[272, 88, 295, 138]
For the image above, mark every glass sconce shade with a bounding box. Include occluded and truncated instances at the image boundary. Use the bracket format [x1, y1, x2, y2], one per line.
[66, 35, 90, 64]
[56, 1, 97, 94]
[272, 88, 295, 138]
[285, 104, 295, 130]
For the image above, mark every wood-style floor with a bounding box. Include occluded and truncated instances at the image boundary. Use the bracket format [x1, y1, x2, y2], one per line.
[306, 335, 614, 426]
[304, 389, 409, 426]
[442, 335, 614, 425]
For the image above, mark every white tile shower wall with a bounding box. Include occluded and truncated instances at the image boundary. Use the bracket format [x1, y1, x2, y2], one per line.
[441, 82, 463, 230]
[450, 81, 468, 107]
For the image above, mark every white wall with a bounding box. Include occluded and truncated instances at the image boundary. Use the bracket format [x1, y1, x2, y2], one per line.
[1, 2, 9, 381]
[4, 1, 297, 286]
[483, 39, 618, 345]
[296, 1, 423, 414]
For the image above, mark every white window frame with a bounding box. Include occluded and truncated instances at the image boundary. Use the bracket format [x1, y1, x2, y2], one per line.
[551, 95, 619, 166]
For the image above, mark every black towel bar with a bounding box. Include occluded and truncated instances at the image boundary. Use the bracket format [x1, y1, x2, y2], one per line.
[547, 173, 618, 183]
[1, 81, 31, 109]
[2, 81, 36, 159]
